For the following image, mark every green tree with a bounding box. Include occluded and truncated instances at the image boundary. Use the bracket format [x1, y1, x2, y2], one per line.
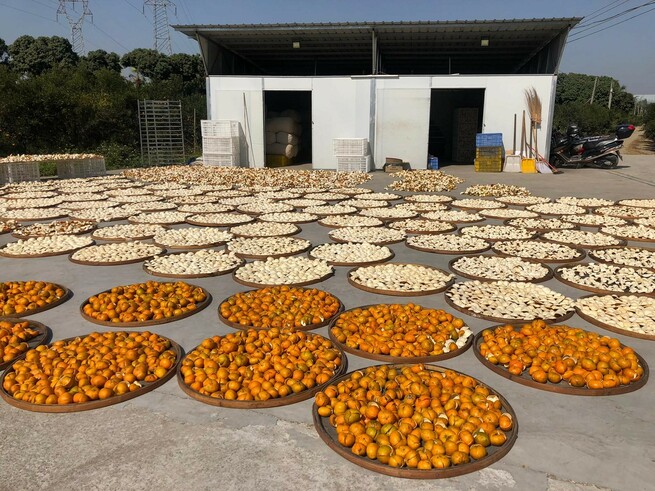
[83, 49, 121, 72]
[121, 48, 171, 80]
[9, 35, 78, 75]
[644, 103, 655, 141]
[556, 73, 634, 113]
[169, 53, 205, 94]
[0, 38, 8, 64]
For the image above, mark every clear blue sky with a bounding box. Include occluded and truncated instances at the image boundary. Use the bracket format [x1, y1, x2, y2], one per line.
[1, 0, 654, 93]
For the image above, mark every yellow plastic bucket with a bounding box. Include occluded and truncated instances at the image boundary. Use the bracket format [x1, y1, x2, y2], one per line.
[521, 158, 537, 173]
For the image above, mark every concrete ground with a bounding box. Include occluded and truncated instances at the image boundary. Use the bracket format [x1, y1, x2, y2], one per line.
[1, 155, 654, 491]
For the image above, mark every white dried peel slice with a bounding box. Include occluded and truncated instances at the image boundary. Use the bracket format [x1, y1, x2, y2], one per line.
[421, 210, 482, 223]
[145, 250, 243, 276]
[493, 240, 582, 261]
[589, 246, 655, 270]
[227, 237, 311, 257]
[350, 263, 453, 293]
[1, 235, 93, 256]
[258, 212, 318, 223]
[460, 225, 536, 241]
[329, 227, 405, 244]
[229, 222, 299, 237]
[93, 224, 167, 241]
[71, 241, 164, 263]
[406, 234, 490, 253]
[234, 256, 333, 285]
[310, 242, 393, 264]
[153, 227, 233, 247]
[451, 256, 550, 282]
[526, 203, 587, 215]
[542, 230, 623, 247]
[576, 295, 655, 334]
[558, 263, 655, 294]
[446, 281, 575, 321]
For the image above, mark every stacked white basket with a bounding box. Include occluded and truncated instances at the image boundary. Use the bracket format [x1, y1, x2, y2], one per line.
[201, 120, 241, 166]
[333, 138, 370, 172]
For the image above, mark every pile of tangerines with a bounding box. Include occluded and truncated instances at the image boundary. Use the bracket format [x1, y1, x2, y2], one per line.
[82, 281, 208, 323]
[478, 320, 645, 389]
[2, 331, 178, 405]
[180, 328, 343, 402]
[330, 304, 469, 358]
[219, 286, 341, 329]
[0, 281, 67, 316]
[314, 364, 513, 469]
[0, 319, 40, 364]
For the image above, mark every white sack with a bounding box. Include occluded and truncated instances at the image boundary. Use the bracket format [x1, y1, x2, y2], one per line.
[276, 132, 299, 145]
[266, 117, 297, 134]
[266, 143, 298, 159]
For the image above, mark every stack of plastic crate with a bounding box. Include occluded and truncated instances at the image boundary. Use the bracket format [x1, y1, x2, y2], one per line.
[334, 138, 370, 172]
[474, 133, 504, 172]
[0, 161, 40, 184]
[201, 120, 241, 166]
[56, 157, 106, 179]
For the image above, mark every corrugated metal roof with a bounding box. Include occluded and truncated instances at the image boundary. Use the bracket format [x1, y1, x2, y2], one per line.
[175, 18, 580, 76]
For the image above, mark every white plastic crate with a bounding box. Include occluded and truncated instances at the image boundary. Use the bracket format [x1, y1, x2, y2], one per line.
[56, 158, 106, 179]
[202, 136, 239, 155]
[337, 155, 371, 173]
[203, 153, 240, 166]
[0, 162, 41, 184]
[201, 120, 240, 138]
[333, 138, 369, 156]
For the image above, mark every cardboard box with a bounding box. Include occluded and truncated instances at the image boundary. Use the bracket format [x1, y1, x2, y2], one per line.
[383, 162, 411, 173]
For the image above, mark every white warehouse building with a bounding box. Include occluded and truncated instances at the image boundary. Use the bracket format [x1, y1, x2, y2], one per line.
[175, 18, 580, 170]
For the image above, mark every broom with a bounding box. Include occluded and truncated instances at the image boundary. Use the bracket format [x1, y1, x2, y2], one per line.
[525, 87, 541, 160]
[524, 87, 563, 174]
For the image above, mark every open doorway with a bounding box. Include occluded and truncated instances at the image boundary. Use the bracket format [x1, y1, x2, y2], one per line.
[264, 91, 312, 166]
[428, 89, 485, 165]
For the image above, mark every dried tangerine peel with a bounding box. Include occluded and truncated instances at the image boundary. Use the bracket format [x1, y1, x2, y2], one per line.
[2, 331, 177, 405]
[180, 329, 343, 402]
[0, 319, 41, 364]
[478, 320, 645, 389]
[331, 304, 471, 357]
[83, 281, 208, 324]
[220, 286, 341, 329]
[0, 281, 67, 316]
[314, 364, 514, 469]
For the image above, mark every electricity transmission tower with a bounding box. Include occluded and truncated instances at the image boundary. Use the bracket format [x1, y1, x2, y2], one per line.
[144, 0, 176, 55]
[57, 0, 93, 54]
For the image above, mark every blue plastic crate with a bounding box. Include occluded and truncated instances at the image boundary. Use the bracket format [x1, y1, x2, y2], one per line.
[476, 133, 503, 147]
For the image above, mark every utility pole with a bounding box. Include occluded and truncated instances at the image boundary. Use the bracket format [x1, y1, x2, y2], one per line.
[608, 81, 614, 109]
[144, 0, 175, 55]
[590, 76, 598, 104]
[57, 0, 93, 55]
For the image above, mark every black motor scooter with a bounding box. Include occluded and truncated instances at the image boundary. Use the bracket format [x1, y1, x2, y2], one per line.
[549, 124, 635, 169]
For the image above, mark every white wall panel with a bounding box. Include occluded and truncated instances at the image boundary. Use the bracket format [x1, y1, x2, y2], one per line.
[207, 74, 556, 170]
[311, 78, 372, 170]
[430, 75, 555, 157]
[208, 78, 265, 166]
[374, 88, 431, 169]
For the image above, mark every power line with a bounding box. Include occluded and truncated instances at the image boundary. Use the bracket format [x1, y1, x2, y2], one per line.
[84, 18, 130, 51]
[568, 4, 655, 42]
[0, 2, 59, 22]
[122, 0, 147, 17]
[177, 0, 192, 23]
[574, 0, 630, 28]
[572, 0, 655, 35]
[28, 0, 57, 9]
